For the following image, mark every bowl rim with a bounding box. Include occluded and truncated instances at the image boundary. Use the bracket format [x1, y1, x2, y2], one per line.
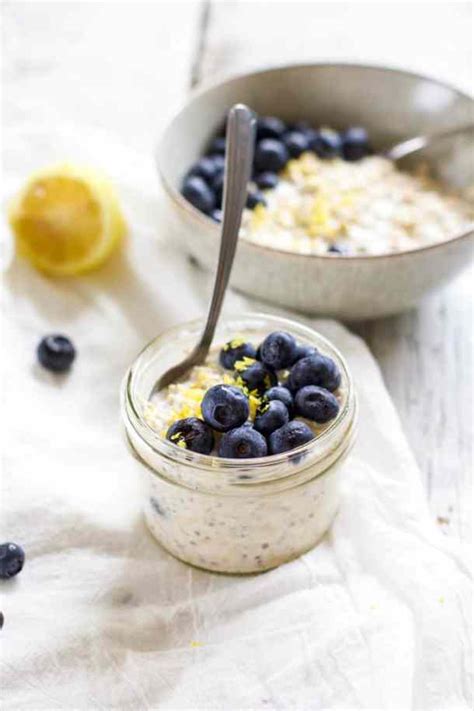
[156, 60, 474, 262]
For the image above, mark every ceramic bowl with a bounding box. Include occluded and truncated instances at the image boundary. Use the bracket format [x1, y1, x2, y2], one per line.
[156, 63, 473, 320]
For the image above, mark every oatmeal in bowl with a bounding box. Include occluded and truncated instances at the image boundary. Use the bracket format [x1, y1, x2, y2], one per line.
[240, 151, 473, 256]
[122, 314, 357, 574]
[181, 118, 473, 257]
[157, 63, 474, 318]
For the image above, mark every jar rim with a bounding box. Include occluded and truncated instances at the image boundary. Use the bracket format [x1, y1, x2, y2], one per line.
[122, 312, 355, 475]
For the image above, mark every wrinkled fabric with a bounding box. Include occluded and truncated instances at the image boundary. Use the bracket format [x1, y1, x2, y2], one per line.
[1, 124, 471, 710]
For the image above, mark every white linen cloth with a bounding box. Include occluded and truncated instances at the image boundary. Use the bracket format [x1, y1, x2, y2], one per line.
[0, 124, 471, 711]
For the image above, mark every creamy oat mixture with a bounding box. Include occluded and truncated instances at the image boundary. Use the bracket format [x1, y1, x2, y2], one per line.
[240, 153, 473, 255]
[142, 458, 343, 573]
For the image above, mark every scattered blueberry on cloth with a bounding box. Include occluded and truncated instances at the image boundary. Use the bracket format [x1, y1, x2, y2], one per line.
[1, 123, 471, 710]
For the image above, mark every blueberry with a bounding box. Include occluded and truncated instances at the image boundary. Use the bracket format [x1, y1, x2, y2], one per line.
[187, 157, 219, 183]
[256, 116, 287, 140]
[219, 426, 267, 458]
[219, 339, 257, 370]
[37, 334, 76, 372]
[234, 359, 277, 395]
[166, 417, 214, 454]
[209, 153, 225, 173]
[303, 127, 318, 144]
[288, 354, 341, 393]
[255, 172, 278, 190]
[327, 244, 348, 254]
[208, 136, 226, 155]
[264, 385, 294, 416]
[255, 139, 289, 173]
[0, 542, 25, 579]
[293, 344, 318, 362]
[211, 172, 224, 206]
[246, 190, 267, 209]
[216, 119, 228, 137]
[201, 384, 249, 432]
[290, 120, 312, 133]
[211, 209, 223, 223]
[295, 385, 340, 423]
[254, 400, 289, 437]
[309, 128, 342, 158]
[284, 131, 309, 158]
[260, 331, 298, 370]
[269, 421, 314, 454]
[342, 127, 370, 161]
[182, 175, 215, 214]
[290, 123, 318, 145]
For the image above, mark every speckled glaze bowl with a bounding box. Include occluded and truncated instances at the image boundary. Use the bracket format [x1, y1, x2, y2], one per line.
[156, 63, 474, 320]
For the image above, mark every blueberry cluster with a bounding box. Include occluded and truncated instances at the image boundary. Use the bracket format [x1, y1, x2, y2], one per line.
[180, 115, 371, 219]
[165, 331, 342, 459]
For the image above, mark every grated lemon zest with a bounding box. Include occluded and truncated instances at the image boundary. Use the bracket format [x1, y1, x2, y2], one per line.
[338, 190, 358, 208]
[310, 195, 330, 225]
[300, 152, 318, 175]
[183, 388, 205, 402]
[259, 400, 270, 415]
[231, 336, 246, 348]
[248, 393, 262, 420]
[234, 356, 256, 373]
[250, 204, 267, 229]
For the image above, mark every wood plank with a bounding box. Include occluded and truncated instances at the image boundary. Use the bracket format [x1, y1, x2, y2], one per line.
[199, 0, 473, 540]
[353, 267, 473, 543]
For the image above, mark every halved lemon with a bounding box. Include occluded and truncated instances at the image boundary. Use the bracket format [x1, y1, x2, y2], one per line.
[9, 164, 127, 276]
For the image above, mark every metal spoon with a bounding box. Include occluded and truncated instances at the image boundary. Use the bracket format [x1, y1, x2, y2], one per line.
[385, 123, 474, 162]
[151, 103, 256, 395]
[386, 123, 474, 193]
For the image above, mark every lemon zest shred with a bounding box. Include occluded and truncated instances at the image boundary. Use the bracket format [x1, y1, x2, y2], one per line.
[227, 336, 246, 350]
[250, 204, 267, 229]
[234, 356, 256, 372]
[248, 393, 262, 420]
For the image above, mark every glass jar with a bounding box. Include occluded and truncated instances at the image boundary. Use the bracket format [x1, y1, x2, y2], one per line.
[121, 313, 357, 574]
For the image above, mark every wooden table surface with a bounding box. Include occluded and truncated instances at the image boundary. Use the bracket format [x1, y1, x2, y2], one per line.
[3, 1, 472, 541]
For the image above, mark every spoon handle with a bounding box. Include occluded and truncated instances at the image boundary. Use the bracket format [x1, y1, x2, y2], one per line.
[152, 104, 256, 394]
[197, 104, 256, 352]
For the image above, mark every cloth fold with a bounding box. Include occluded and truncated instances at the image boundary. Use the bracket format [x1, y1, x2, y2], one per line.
[1, 123, 471, 710]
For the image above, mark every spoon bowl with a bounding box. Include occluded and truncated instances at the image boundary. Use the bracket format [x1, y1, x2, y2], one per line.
[386, 123, 474, 190]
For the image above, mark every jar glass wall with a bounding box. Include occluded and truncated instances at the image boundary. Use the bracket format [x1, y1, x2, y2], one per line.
[121, 313, 357, 574]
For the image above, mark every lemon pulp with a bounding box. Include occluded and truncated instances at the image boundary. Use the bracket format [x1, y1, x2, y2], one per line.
[9, 165, 126, 276]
